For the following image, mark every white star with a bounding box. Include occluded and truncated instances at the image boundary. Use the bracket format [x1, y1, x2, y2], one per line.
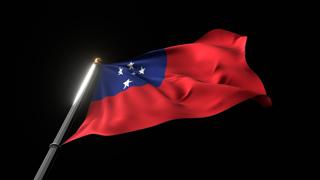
[118, 67, 123, 75]
[127, 61, 134, 70]
[138, 67, 145, 74]
[123, 79, 133, 89]
[131, 72, 136, 75]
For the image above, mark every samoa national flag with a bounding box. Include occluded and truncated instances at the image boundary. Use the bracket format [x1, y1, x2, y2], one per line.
[65, 29, 271, 143]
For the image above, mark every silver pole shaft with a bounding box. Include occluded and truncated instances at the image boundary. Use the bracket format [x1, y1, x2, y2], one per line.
[34, 58, 101, 180]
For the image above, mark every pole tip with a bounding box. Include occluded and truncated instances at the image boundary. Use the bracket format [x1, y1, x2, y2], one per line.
[94, 57, 102, 64]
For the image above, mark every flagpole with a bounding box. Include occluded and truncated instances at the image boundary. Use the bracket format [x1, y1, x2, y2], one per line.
[34, 58, 102, 180]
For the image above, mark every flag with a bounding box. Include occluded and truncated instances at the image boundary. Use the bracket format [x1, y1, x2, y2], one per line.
[65, 29, 271, 143]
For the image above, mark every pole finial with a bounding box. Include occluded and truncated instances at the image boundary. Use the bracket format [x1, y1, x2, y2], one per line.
[94, 57, 102, 64]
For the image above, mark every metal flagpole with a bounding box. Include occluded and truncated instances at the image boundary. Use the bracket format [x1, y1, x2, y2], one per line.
[34, 58, 102, 180]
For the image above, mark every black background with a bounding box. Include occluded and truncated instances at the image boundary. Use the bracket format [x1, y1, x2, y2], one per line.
[17, 1, 275, 179]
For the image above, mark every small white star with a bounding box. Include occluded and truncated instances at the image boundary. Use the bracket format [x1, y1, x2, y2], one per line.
[131, 72, 136, 75]
[118, 67, 123, 75]
[123, 79, 133, 89]
[127, 61, 134, 70]
[138, 67, 145, 74]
